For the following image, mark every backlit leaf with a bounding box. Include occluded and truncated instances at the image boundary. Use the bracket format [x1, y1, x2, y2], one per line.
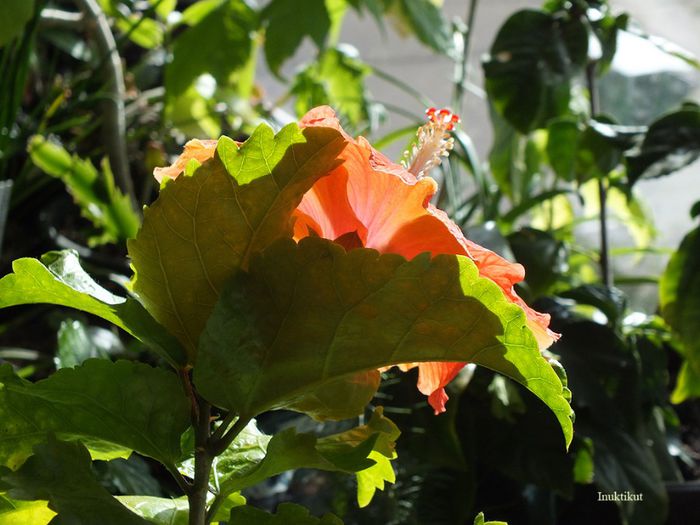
[180, 408, 399, 507]
[128, 124, 345, 360]
[195, 237, 574, 447]
[0, 250, 185, 365]
[28, 136, 139, 246]
[0, 359, 190, 469]
[660, 223, 700, 403]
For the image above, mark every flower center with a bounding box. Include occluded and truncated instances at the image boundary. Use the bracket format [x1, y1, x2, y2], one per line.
[403, 107, 460, 178]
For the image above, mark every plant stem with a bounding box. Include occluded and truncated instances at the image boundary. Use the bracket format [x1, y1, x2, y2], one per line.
[189, 397, 212, 525]
[585, 62, 613, 288]
[452, 0, 479, 114]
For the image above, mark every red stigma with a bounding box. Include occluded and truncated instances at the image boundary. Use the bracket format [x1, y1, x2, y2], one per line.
[425, 107, 460, 131]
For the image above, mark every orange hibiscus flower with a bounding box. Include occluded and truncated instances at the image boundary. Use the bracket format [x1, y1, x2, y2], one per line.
[153, 106, 559, 414]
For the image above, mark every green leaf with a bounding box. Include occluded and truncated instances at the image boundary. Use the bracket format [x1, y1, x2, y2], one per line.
[0, 0, 34, 47]
[262, 0, 331, 75]
[195, 237, 574, 446]
[181, 408, 399, 507]
[116, 16, 163, 49]
[0, 250, 186, 365]
[473, 511, 508, 525]
[507, 228, 568, 298]
[28, 136, 140, 246]
[128, 124, 345, 360]
[118, 497, 189, 525]
[292, 47, 373, 127]
[230, 503, 343, 525]
[660, 224, 700, 403]
[0, 359, 190, 469]
[0, 494, 55, 524]
[165, 0, 257, 99]
[575, 118, 623, 182]
[390, 0, 453, 56]
[626, 106, 700, 186]
[0, 437, 149, 524]
[484, 9, 588, 132]
[546, 118, 581, 181]
[56, 317, 116, 368]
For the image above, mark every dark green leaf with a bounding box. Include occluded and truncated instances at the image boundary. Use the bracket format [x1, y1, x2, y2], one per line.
[559, 284, 627, 328]
[0, 0, 35, 47]
[0, 250, 186, 365]
[626, 107, 700, 186]
[262, 0, 331, 75]
[484, 9, 587, 132]
[128, 125, 345, 361]
[392, 0, 453, 56]
[0, 359, 190, 469]
[508, 228, 568, 298]
[230, 503, 343, 525]
[28, 136, 140, 246]
[195, 237, 573, 446]
[575, 118, 623, 181]
[0, 437, 149, 524]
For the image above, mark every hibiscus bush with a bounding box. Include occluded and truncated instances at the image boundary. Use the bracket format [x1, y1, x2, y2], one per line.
[1, 0, 700, 524]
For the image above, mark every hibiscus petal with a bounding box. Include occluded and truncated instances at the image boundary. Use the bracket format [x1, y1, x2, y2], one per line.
[153, 139, 218, 183]
[297, 106, 560, 410]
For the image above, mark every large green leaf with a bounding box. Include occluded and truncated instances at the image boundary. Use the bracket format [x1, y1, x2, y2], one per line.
[660, 223, 700, 403]
[386, 0, 452, 56]
[128, 124, 345, 360]
[230, 503, 343, 525]
[483, 9, 587, 132]
[28, 136, 140, 246]
[0, 437, 149, 524]
[180, 408, 399, 507]
[195, 237, 574, 446]
[0, 250, 185, 365]
[0, 359, 190, 470]
[262, 0, 331, 75]
[0, 0, 34, 47]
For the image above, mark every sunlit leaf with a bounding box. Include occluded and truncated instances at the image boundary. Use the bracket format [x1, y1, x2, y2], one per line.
[0, 359, 189, 469]
[0, 250, 185, 365]
[0, 494, 55, 525]
[28, 136, 139, 246]
[128, 124, 345, 360]
[195, 237, 574, 446]
[660, 222, 700, 403]
[180, 408, 399, 507]
[165, 0, 257, 99]
[0, 437, 149, 524]
[292, 47, 373, 127]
